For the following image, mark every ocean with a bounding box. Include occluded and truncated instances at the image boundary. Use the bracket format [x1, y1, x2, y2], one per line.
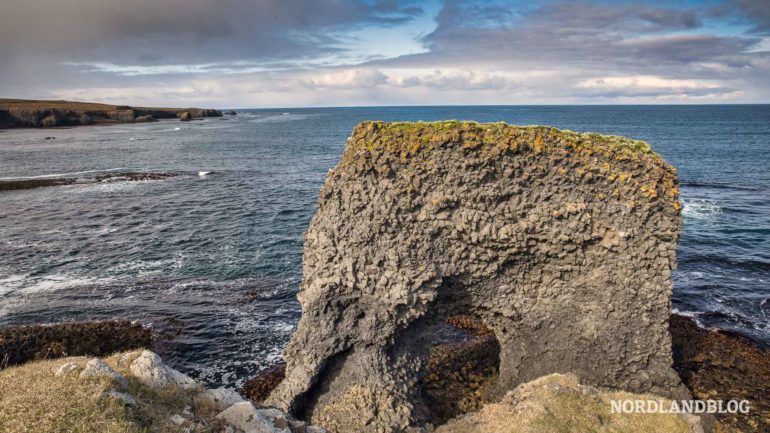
[1, 105, 768, 388]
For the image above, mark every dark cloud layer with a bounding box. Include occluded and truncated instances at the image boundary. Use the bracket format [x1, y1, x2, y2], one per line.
[0, 0, 422, 64]
[0, 0, 768, 105]
[413, 0, 759, 73]
[733, 0, 770, 34]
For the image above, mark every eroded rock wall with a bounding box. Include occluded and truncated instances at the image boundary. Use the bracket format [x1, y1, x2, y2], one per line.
[267, 121, 686, 432]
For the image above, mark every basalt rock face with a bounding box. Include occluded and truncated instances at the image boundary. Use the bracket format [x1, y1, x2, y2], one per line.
[267, 121, 686, 432]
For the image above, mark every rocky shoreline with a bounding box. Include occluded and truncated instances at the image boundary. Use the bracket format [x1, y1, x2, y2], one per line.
[0, 171, 178, 191]
[0, 98, 222, 128]
[3, 314, 765, 432]
[0, 320, 153, 368]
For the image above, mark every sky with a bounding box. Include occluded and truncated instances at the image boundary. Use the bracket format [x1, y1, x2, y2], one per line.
[1, 0, 769, 107]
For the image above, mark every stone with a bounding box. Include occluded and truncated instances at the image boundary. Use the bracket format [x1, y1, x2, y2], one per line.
[54, 362, 80, 376]
[129, 350, 197, 390]
[433, 374, 702, 433]
[134, 114, 156, 123]
[179, 112, 192, 121]
[169, 414, 186, 425]
[265, 121, 688, 433]
[215, 401, 280, 433]
[202, 387, 244, 411]
[79, 358, 128, 388]
[117, 351, 140, 368]
[103, 389, 137, 407]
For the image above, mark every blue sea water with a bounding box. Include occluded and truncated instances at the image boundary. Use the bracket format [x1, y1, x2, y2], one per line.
[0, 105, 768, 388]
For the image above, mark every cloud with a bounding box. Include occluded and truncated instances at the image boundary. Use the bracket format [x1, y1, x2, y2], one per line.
[574, 75, 736, 98]
[301, 69, 389, 89]
[410, 0, 758, 71]
[731, 0, 770, 34]
[0, 0, 423, 64]
[392, 69, 514, 91]
[2, 0, 769, 105]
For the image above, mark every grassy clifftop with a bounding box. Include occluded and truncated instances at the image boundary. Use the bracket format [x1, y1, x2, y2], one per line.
[339, 120, 680, 211]
[347, 120, 654, 157]
[0, 98, 222, 128]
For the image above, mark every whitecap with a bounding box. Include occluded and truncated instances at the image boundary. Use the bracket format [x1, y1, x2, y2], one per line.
[682, 199, 722, 221]
[0, 273, 116, 297]
[198, 171, 211, 177]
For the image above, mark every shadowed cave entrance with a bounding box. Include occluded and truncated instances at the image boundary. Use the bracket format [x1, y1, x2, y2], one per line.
[423, 315, 501, 425]
[399, 277, 503, 427]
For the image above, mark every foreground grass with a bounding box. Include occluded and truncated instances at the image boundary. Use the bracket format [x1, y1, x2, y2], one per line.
[435, 374, 706, 433]
[0, 356, 137, 433]
[0, 352, 223, 433]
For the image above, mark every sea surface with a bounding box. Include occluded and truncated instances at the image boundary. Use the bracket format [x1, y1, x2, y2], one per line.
[1, 106, 768, 388]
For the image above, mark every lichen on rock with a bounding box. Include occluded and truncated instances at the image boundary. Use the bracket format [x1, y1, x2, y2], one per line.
[266, 121, 687, 432]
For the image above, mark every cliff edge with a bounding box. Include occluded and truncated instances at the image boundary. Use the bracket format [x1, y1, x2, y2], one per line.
[0, 98, 222, 128]
[266, 121, 687, 432]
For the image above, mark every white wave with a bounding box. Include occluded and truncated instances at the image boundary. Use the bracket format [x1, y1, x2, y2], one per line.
[0, 273, 115, 297]
[109, 256, 186, 276]
[173, 127, 181, 131]
[198, 171, 211, 177]
[0, 167, 131, 181]
[64, 181, 143, 194]
[682, 199, 722, 221]
[671, 307, 702, 319]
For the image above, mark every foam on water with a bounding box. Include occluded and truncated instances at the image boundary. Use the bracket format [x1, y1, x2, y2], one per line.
[682, 198, 723, 221]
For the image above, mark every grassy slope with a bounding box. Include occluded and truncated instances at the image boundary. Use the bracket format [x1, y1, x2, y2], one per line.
[0, 351, 223, 433]
[435, 374, 706, 433]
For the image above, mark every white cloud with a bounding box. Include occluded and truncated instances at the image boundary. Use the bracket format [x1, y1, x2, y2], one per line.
[301, 69, 388, 89]
[576, 75, 721, 91]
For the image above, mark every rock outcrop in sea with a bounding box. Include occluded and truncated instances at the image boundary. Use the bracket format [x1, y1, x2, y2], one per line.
[266, 121, 688, 432]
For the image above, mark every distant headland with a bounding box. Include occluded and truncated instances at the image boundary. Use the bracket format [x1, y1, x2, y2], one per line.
[0, 98, 222, 129]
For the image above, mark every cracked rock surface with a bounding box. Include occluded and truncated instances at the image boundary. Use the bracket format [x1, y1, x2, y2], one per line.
[266, 121, 688, 432]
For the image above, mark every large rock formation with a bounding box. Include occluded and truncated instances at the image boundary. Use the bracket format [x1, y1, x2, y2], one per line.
[266, 121, 687, 432]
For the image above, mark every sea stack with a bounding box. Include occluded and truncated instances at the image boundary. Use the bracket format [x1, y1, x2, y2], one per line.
[266, 121, 687, 432]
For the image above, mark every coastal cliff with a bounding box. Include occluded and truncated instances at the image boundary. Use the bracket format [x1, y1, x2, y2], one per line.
[0, 99, 222, 128]
[267, 121, 687, 432]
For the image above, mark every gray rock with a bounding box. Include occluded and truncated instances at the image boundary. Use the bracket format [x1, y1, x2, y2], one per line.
[134, 114, 156, 123]
[129, 350, 197, 390]
[201, 387, 244, 411]
[80, 358, 128, 388]
[215, 401, 281, 433]
[169, 414, 186, 425]
[116, 351, 140, 368]
[265, 121, 689, 433]
[54, 362, 80, 376]
[103, 389, 137, 407]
